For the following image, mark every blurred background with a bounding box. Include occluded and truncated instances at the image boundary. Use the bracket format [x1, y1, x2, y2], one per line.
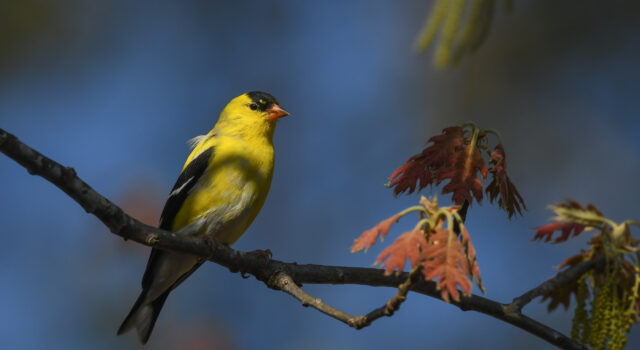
[1, 0, 639, 349]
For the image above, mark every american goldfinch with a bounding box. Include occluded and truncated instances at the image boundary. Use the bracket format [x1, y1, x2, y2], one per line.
[117, 91, 289, 344]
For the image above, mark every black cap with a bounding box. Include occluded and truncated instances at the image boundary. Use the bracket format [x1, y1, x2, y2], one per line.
[247, 91, 279, 112]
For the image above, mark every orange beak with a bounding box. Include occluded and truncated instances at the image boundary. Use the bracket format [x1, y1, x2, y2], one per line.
[266, 104, 289, 121]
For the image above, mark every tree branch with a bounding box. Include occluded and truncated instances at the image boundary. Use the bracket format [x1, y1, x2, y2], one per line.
[0, 128, 588, 350]
[271, 265, 426, 330]
[348, 265, 425, 329]
[508, 255, 605, 313]
[268, 272, 360, 326]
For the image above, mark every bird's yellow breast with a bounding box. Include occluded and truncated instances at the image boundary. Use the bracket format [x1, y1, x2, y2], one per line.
[171, 134, 274, 244]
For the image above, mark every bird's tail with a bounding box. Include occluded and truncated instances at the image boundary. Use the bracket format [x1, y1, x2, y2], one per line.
[117, 289, 170, 344]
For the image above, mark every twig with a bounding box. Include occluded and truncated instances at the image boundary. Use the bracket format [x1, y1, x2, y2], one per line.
[269, 272, 358, 326]
[272, 265, 425, 330]
[452, 200, 469, 235]
[0, 128, 589, 350]
[349, 265, 424, 329]
[508, 254, 605, 313]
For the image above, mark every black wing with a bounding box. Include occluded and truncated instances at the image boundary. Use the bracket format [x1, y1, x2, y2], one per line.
[142, 146, 214, 289]
[159, 146, 214, 231]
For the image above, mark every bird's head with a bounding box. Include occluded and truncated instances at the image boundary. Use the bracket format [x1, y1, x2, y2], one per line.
[245, 91, 289, 121]
[215, 91, 289, 139]
[222, 91, 288, 122]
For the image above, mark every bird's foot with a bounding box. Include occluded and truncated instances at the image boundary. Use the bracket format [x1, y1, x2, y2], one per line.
[248, 249, 272, 262]
[238, 249, 272, 279]
[204, 236, 221, 259]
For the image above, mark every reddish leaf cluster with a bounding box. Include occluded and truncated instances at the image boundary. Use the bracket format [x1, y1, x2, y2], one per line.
[420, 229, 474, 302]
[485, 144, 526, 218]
[534, 200, 640, 315]
[388, 127, 464, 197]
[351, 214, 402, 253]
[388, 125, 525, 218]
[439, 143, 487, 205]
[375, 228, 427, 273]
[371, 222, 484, 303]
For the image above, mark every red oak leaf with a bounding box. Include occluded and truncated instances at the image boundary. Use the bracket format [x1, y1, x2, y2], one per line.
[421, 126, 465, 168]
[351, 214, 402, 253]
[388, 127, 464, 196]
[556, 200, 603, 217]
[460, 226, 485, 293]
[541, 279, 581, 312]
[533, 222, 586, 243]
[387, 155, 434, 195]
[485, 144, 526, 218]
[539, 251, 588, 311]
[422, 229, 473, 302]
[557, 251, 588, 270]
[375, 228, 428, 274]
[533, 200, 605, 243]
[438, 143, 488, 205]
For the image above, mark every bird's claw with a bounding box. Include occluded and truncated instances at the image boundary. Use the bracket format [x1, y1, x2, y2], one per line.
[204, 236, 221, 259]
[248, 249, 272, 262]
[237, 249, 271, 278]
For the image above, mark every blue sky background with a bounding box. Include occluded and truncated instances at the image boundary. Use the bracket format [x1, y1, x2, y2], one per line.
[1, 0, 639, 349]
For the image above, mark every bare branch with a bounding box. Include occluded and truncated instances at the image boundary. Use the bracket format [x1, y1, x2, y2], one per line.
[270, 266, 426, 330]
[349, 265, 424, 329]
[269, 272, 359, 326]
[0, 128, 588, 350]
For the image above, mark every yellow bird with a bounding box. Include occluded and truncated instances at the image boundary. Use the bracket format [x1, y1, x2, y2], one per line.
[118, 91, 289, 344]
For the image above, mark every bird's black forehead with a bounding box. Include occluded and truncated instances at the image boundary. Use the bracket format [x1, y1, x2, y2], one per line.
[247, 91, 279, 110]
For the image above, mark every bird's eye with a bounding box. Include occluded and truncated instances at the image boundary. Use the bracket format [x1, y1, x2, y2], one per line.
[249, 103, 258, 111]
